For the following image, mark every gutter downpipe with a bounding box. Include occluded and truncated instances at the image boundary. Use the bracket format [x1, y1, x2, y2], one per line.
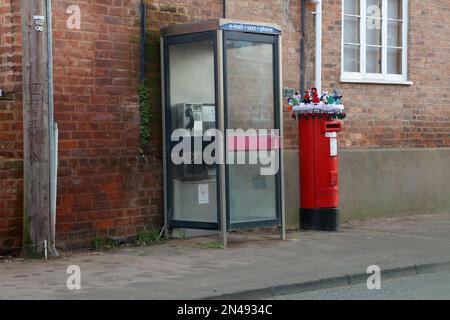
[300, 0, 306, 92]
[223, 0, 226, 18]
[310, 0, 322, 93]
[140, 1, 147, 84]
[46, 0, 59, 257]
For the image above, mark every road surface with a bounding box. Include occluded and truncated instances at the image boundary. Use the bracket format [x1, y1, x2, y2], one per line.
[273, 272, 450, 300]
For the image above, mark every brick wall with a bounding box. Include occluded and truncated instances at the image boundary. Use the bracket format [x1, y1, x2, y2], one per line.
[0, 0, 22, 251]
[320, 0, 450, 148]
[0, 159, 22, 250]
[1, 0, 449, 251]
[51, 0, 163, 248]
[0, 0, 21, 156]
[1, 0, 165, 251]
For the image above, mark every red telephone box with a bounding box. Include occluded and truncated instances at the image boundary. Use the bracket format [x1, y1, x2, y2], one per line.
[299, 116, 342, 231]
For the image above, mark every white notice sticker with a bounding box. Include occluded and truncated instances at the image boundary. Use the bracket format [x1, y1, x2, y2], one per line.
[198, 184, 209, 205]
[330, 138, 338, 157]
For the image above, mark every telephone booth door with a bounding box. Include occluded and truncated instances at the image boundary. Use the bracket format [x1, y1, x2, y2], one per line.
[163, 31, 220, 230]
[224, 31, 282, 230]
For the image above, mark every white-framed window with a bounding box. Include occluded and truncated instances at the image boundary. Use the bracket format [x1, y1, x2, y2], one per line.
[341, 0, 410, 84]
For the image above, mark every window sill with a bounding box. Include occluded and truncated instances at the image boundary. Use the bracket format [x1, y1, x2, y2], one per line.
[340, 78, 414, 86]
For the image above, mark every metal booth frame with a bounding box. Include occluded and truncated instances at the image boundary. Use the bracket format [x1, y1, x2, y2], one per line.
[160, 19, 286, 247]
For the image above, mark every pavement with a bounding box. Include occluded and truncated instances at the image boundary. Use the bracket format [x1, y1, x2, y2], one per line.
[1, 213, 450, 300]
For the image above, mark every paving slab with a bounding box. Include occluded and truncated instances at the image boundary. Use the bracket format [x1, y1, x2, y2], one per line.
[0, 214, 449, 300]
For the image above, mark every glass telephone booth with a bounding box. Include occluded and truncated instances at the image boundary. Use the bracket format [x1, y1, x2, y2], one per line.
[161, 19, 285, 246]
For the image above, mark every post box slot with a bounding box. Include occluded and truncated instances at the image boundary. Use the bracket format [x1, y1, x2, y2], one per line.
[323, 121, 342, 133]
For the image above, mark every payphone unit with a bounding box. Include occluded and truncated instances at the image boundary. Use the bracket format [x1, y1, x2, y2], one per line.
[174, 103, 216, 182]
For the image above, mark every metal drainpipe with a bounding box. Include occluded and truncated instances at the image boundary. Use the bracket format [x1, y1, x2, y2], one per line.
[223, 0, 226, 18]
[46, 0, 59, 257]
[300, 0, 306, 92]
[311, 0, 322, 93]
[140, 1, 147, 84]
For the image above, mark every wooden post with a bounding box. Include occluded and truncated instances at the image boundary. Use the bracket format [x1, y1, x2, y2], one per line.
[21, 0, 51, 258]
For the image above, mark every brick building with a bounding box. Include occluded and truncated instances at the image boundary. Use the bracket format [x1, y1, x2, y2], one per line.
[0, 0, 449, 252]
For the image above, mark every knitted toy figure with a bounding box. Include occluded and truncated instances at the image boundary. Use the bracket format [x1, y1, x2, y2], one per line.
[288, 88, 346, 120]
[321, 90, 329, 104]
[311, 87, 321, 104]
[287, 91, 302, 111]
[292, 91, 302, 105]
[327, 94, 335, 105]
[303, 89, 311, 104]
[332, 90, 343, 105]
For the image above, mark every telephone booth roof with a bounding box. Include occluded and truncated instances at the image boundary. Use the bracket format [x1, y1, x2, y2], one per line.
[161, 19, 282, 37]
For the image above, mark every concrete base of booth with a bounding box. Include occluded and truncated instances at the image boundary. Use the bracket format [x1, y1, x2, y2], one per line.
[300, 208, 340, 232]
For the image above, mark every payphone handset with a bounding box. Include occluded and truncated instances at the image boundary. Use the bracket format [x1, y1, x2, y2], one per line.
[176, 103, 216, 133]
[175, 103, 216, 181]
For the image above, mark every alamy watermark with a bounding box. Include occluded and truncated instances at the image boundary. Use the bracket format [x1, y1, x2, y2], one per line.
[367, 265, 381, 290]
[367, 5, 382, 30]
[170, 128, 281, 176]
[66, 265, 81, 290]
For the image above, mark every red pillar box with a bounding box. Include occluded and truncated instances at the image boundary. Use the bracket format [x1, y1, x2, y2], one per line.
[288, 89, 346, 232]
[299, 116, 341, 231]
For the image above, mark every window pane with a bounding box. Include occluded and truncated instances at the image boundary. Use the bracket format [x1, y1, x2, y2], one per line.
[169, 41, 215, 105]
[388, 20, 402, 47]
[366, 18, 382, 45]
[344, 44, 360, 72]
[388, 48, 402, 74]
[366, 46, 382, 73]
[344, 0, 360, 15]
[388, 0, 403, 19]
[344, 16, 360, 43]
[226, 41, 274, 129]
[366, 0, 382, 18]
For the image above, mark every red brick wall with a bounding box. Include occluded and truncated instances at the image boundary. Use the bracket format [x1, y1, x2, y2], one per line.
[0, 0, 23, 251]
[1, 0, 165, 251]
[320, 0, 450, 148]
[0, 159, 22, 250]
[51, 0, 163, 248]
[1, 0, 450, 251]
